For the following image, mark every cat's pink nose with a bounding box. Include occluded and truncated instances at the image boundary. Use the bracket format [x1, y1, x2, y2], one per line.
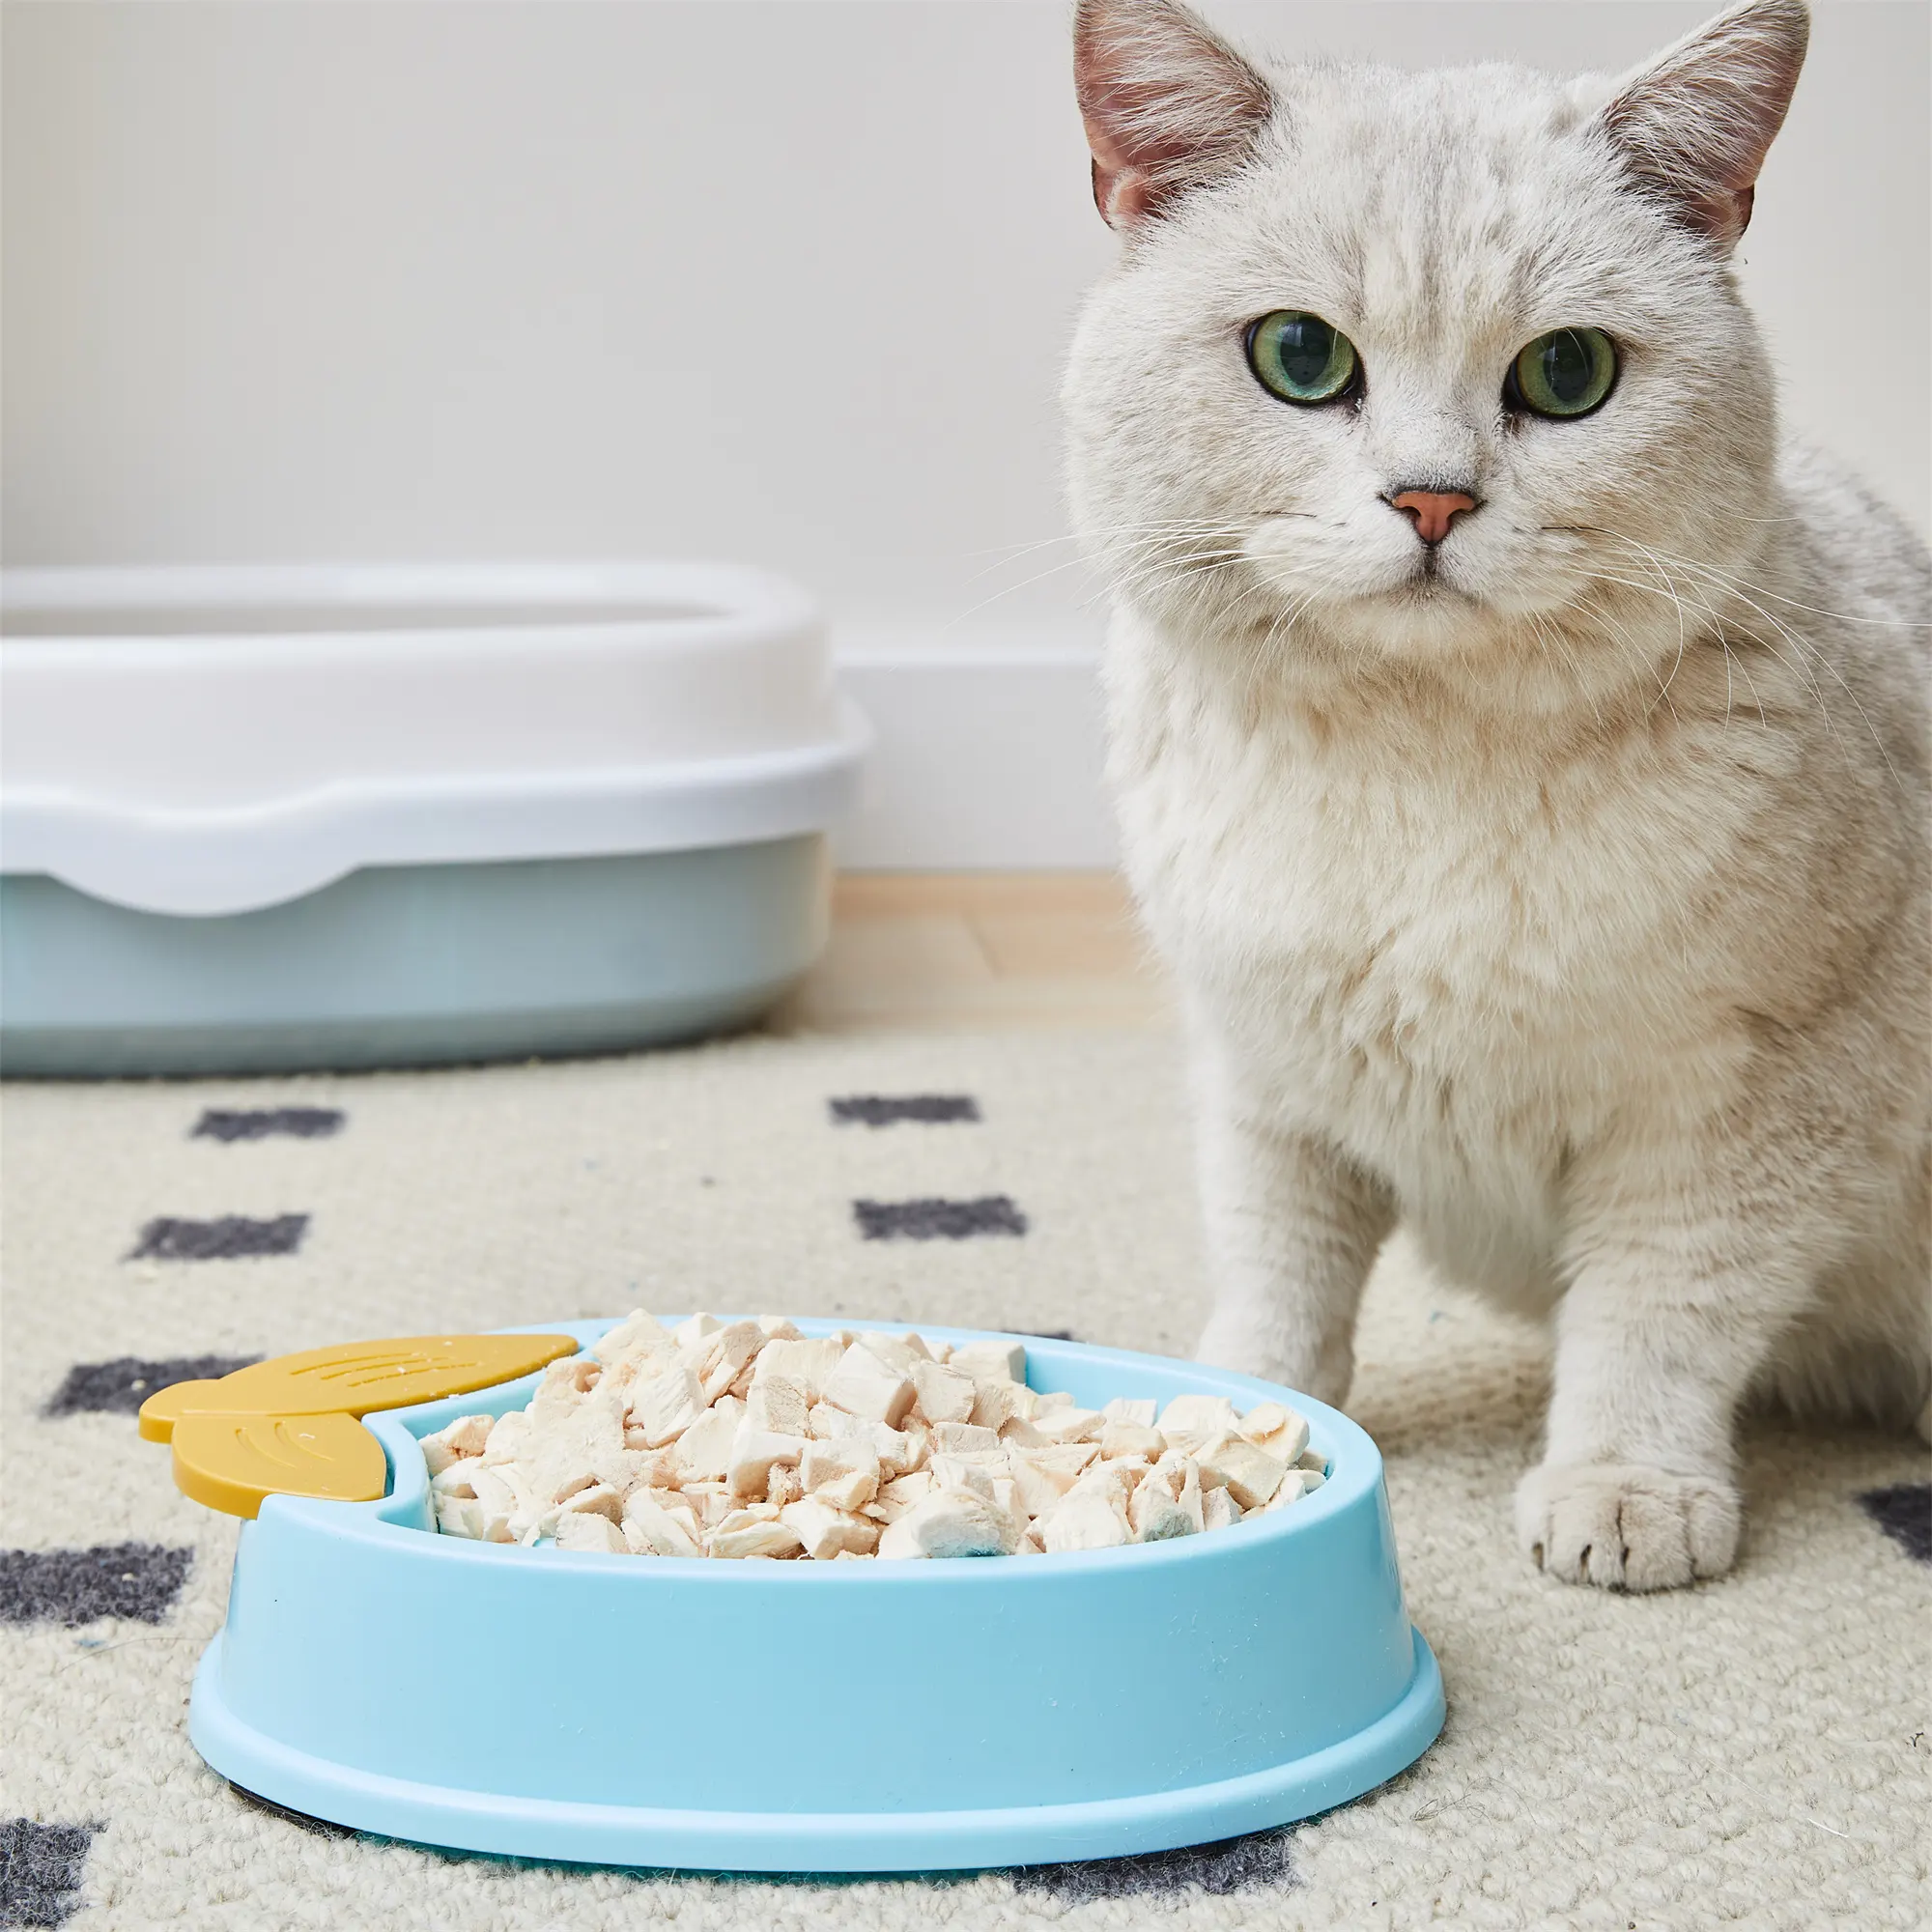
[1388, 489, 1479, 545]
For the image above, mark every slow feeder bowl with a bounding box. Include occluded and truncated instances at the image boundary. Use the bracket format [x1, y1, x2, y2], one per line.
[184, 1321, 1442, 1872]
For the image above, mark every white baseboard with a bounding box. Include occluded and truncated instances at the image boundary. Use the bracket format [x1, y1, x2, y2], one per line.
[832, 634, 1117, 871]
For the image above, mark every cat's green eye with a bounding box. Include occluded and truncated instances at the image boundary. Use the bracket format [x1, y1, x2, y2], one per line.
[1245, 311, 1359, 405]
[1509, 327, 1617, 419]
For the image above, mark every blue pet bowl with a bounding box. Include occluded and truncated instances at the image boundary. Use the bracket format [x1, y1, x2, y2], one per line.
[190, 1320, 1442, 1871]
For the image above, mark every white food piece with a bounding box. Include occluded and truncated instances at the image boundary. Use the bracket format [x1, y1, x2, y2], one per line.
[554, 1513, 626, 1554]
[1202, 1487, 1244, 1532]
[1298, 1466, 1326, 1491]
[869, 1422, 922, 1479]
[674, 1313, 723, 1351]
[878, 1488, 1023, 1559]
[766, 1463, 804, 1508]
[857, 1332, 922, 1378]
[1035, 1491, 1130, 1553]
[800, 1435, 881, 1511]
[694, 1321, 765, 1404]
[754, 1337, 845, 1404]
[928, 1454, 1001, 1502]
[707, 1512, 805, 1560]
[933, 1421, 1001, 1454]
[1193, 1431, 1289, 1510]
[1260, 1471, 1309, 1512]
[419, 1412, 493, 1476]
[436, 1496, 487, 1539]
[863, 1470, 934, 1524]
[1297, 1450, 1328, 1474]
[970, 1378, 1037, 1434]
[726, 1420, 808, 1497]
[671, 1397, 746, 1483]
[630, 1364, 705, 1449]
[430, 1463, 479, 1498]
[1156, 1394, 1241, 1454]
[820, 1344, 917, 1428]
[757, 1316, 805, 1342]
[622, 1491, 706, 1557]
[781, 1497, 881, 1560]
[1101, 1398, 1158, 1430]
[744, 1377, 810, 1440]
[910, 1358, 978, 1425]
[593, 1310, 671, 1365]
[1030, 1406, 1105, 1446]
[481, 1408, 532, 1465]
[1099, 1421, 1166, 1462]
[1128, 1477, 1197, 1543]
[947, 1339, 1028, 1383]
[807, 1401, 859, 1439]
[556, 1483, 625, 1524]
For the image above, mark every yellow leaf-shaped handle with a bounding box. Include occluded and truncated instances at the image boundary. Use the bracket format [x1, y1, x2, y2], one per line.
[138, 1333, 579, 1441]
[171, 1410, 390, 1518]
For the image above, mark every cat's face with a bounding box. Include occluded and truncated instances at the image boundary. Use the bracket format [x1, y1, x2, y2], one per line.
[1065, 1, 1805, 672]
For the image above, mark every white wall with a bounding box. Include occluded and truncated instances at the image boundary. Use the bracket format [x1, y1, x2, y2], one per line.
[6, 3, 1926, 864]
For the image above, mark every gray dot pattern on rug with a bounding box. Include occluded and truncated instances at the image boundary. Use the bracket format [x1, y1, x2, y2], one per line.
[1858, 1482, 1932, 1563]
[127, 1214, 308, 1263]
[1010, 1829, 1300, 1902]
[42, 1355, 261, 1419]
[191, 1106, 344, 1143]
[853, 1195, 1029, 1240]
[0, 1544, 192, 1628]
[0, 1820, 100, 1929]
[829, 1094, 980, 1127]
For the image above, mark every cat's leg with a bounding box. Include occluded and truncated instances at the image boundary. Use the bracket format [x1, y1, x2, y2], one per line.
[1519, 1157, 1827, 1591]
[1190, 1079, 1396, 1406]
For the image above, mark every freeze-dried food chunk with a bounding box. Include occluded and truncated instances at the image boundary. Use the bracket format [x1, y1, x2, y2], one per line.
[1035, 1491, 1130, 1553]
[630, 1363, 705, 1448]
[728, 1422, 810, 1498]
[482, 1408, 532, 1465]
[863, 1470, 934, 1524]
[623, 1492, 705, 1557]
[745, 1377, 810, 1440]
[593, 1310, 672, 1366]
[671, 1397, 746, 1483]
[420, 1412, 493, 1476]
[970, 1378, 1037, 1434]
[800, 1435, 882, 1511]
[556, 1482, 625, 1524]
[910, 1358, 977, 1425]
[877, 1488, 1023, 1559]
[694, 1321, 765, 1404]
[1128, 1477, 1196, 1543]
[1030, 1406, 1105, 1446]
[1101, 1398, 1157, 1430]
[781, 1497, 881, 1560]
[555, 1513, 626, 1554]
[947, 1339, 1027, 1383]
[1099, 1420, 1166, 1462]
[767, 1463, 804, 1508]
[708, 1512, 805, 1560]
[1156, 1394, 1240, 1455]
[857, 1332, 922, 1378]
[820, 1345, 917, 1428]
[754, 1338, 845, 1403]
[1193, 1431, 1289, 1511]
[674, 1313, 723, 1351]
[757, 1316, 805, 1342]
[933, 1421, 1001, 1454]
[436, 1496, 487, 1540]
[1202, 1487, 1243, 1532]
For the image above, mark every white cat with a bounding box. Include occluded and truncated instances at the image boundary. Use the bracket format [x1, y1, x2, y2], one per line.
[1064, 0, 1929, 1590]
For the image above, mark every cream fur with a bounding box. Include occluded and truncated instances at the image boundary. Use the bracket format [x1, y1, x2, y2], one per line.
[1065, 0, 1930, 1589]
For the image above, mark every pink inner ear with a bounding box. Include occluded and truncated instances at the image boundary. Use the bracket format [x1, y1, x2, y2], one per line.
[1072, 0, 1274, 231]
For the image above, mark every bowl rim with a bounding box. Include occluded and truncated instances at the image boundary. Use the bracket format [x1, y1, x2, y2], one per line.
[287, 1316, 1376, 1581]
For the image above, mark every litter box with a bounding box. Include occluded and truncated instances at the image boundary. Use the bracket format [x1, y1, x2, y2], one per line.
[0, 564, 868, 1075]
[181, 1320, 1444, 1873]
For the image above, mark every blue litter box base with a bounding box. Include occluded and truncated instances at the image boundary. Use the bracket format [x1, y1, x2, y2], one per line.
[0, 836, 828, 1075]
[192, 1628, 1443, 1872]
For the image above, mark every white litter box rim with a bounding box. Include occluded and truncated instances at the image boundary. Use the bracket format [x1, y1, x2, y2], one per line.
[0, 563, 869, 916]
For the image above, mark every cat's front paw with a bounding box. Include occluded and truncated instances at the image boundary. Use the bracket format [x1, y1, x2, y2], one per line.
[1515, 1463, 1739, 1591]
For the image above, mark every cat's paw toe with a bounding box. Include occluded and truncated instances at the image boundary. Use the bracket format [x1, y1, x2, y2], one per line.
[1515, 1463, 1739, 1591]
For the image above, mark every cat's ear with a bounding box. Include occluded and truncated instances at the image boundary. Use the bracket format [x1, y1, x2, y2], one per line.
[1073, 0, 1275, 232]
[1598, 0, 1808, 252]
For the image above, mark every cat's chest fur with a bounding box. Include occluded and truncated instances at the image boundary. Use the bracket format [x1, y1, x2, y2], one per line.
[1107, 619, 1754, 1223]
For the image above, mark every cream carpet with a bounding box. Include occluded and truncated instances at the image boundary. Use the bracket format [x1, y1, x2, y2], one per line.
[3, 1029, 1927, 1930]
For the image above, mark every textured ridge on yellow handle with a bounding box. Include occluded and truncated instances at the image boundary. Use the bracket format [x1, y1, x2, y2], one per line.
[138, 1331, 580, 1518]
